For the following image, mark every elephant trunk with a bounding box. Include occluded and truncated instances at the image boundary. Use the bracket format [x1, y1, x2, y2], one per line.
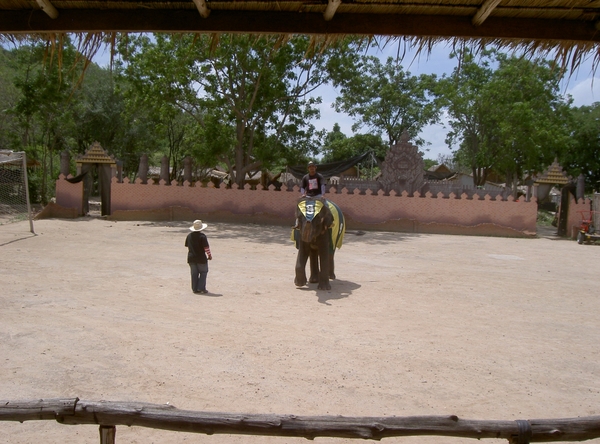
[301, 221, 313, 243]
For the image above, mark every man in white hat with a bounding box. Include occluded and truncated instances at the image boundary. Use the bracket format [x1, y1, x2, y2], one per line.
[185, 220, 212, 294]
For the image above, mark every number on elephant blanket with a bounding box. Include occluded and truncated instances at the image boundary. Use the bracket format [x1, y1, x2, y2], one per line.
[297, 199, 324, 222]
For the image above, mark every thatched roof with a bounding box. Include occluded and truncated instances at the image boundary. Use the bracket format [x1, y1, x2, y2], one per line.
[1, 0, 599, 70]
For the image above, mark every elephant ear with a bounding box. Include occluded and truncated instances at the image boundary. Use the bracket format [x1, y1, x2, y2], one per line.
[322, 203, 334, 228]
[327, 201, 345, 250]
[296, 201, 304, 219]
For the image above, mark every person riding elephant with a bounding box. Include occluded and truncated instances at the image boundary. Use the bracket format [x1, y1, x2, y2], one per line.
[292, 197, 345, 290]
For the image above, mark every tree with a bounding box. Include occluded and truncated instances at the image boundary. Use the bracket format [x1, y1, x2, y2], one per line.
[10, 39, 86, 203]
[320, 124, 387, 179]
[4, 38, 161, 199]
[486, 53, 572, 193]
[439, 49, 571, 190]
[329, 52, 440, 148]
[67, 64, 158, 179]
[423, 158, 438, 170]
[321, 123, 347, 162]
[436, 49, 495, 186]
[119, 34, 332, 187]
[0, 46, 21, 151]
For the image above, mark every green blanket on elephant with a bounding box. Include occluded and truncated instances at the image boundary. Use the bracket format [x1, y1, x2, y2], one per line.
[291, 199, 345, 253]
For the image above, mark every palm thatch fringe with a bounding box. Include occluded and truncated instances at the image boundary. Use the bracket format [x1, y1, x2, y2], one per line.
[1, 32, 598, 78]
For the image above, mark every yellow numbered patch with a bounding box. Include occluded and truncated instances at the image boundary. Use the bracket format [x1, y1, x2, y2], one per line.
[297, 199, 324, 222]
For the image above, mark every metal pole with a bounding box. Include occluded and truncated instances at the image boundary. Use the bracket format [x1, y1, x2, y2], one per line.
[20, 152, 35, 235]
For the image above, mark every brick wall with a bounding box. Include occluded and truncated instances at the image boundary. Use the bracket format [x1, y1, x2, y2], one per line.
[595, 194, 600, 230]
[55, 175, 83, 215]
[104, 177, 537, 237]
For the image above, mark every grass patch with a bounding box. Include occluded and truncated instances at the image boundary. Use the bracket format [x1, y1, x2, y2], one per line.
[537, 209, 556, 226]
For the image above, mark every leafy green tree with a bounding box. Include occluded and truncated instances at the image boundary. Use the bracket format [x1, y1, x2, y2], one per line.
[152, 105, 206, 182]
[329, 52, 441, 148]
[10, 39, 86, 203]
[118, 34, 331, 187]
[437, 49, 495, 186]
[322, 128, 386, 162]
[486, 53, 572, 193]
[561, 102, 600, 191]
[321, 123, 347, 162]
[423, 158, 438, 170]
[320, 124, 387, 179]
[0, 46, 21, 151]
[68, 64, 153, 179]
[2, 37, 184, 192]
[439, 49, 571, 190]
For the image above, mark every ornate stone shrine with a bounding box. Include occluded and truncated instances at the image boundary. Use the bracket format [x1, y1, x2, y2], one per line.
[378, 132, 424, 195]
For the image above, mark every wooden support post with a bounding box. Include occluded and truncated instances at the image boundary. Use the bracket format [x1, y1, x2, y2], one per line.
[99, 425, 116, 444]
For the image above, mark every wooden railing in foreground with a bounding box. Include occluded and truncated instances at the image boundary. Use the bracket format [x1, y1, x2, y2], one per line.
[2, 398, 600, 444]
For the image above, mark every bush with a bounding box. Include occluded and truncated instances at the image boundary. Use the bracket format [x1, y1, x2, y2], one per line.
[537, 209, 556, 226]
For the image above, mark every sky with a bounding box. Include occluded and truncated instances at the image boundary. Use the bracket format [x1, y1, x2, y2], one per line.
[93, 40, 599, 161]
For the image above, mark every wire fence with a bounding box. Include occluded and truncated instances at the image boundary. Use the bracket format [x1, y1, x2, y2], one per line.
[0, 151, 34, 233]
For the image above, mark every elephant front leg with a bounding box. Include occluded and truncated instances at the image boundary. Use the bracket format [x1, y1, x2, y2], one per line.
[294, 242, 310, 287]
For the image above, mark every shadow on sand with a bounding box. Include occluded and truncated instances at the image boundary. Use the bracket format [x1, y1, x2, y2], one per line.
[135, 220, 422, 246]
[296, 279, 361, 305]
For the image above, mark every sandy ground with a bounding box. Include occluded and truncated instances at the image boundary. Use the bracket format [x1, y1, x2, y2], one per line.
[1, 217, 599, 444]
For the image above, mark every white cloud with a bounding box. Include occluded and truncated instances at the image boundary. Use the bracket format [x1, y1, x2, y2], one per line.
[564, 76, 599, 107]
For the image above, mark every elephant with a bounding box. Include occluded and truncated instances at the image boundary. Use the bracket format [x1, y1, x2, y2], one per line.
[292, 197, 345, 290]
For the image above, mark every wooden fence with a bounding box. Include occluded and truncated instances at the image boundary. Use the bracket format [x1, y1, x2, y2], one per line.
[2, 398, 600, 444]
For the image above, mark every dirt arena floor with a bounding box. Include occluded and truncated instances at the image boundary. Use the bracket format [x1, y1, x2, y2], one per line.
[1, 217, 599, 444]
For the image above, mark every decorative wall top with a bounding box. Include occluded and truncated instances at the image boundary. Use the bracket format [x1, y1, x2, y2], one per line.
[76, 141, 117, 166]
[535, 159, 570, 185]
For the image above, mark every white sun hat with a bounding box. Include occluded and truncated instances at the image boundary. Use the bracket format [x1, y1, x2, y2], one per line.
[189, 220, 208, 231]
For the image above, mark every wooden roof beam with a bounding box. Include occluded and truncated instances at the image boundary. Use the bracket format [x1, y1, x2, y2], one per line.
[1, 10, 599, 44]
[472, 0, 502, 26]
[323, 0, 342, 21]
[192, 0, 210, 18]
[35, 0, 58, 19]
